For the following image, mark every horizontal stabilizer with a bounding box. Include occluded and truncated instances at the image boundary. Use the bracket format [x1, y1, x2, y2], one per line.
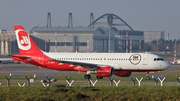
[11, 55, 32, 61]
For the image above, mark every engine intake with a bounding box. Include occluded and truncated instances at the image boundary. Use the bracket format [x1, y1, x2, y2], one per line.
[114, 70, 131, 77]
[96, 66, 113, 77]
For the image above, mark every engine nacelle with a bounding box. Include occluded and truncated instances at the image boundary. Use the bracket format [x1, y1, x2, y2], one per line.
[114, 70, 131, 77]
[96, 66, 113, 77]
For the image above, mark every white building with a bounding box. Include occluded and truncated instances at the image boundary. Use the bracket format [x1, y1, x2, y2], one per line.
[144, 31, 164, 43]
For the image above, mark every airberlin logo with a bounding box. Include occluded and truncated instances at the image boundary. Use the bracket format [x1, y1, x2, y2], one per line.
[129, 54, 141, 65]
[15, 29, 31, 50]
[20, 36, 29, 45]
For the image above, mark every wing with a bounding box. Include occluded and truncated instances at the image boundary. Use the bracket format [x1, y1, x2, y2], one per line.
[55, 59, 122, 70]
[56, 60, 102, 69]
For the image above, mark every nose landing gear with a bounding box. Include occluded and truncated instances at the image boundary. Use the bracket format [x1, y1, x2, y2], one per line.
[145, 71, 151, 80]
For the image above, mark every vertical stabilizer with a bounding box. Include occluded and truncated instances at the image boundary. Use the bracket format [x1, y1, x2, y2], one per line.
[14, 26, 42, 54]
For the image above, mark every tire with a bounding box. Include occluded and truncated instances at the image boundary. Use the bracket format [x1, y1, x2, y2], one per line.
[84, 74, 91, 79]
[146, 76, 151, 80]
[96, 76, 103, 79]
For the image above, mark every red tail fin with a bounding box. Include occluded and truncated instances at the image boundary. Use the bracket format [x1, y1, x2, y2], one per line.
[14, 25, 42, 54]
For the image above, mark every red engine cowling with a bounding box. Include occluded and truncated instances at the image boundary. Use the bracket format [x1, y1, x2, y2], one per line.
[96, 66, 113, 77]
[114, 70, 131, 77]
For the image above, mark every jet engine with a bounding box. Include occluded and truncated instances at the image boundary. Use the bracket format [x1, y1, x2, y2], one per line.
[96, 66, 113, 77]
[114, 70, 131, 77]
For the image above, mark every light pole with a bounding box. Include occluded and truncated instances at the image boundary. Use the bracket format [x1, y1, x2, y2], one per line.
[157, 40, 158, 53]
[126, 31, 129, 53]
[36, 35, 50, 52]
[139, 37, 142, 53]
[55, 27, 57, 52]
[45, 38, 50, 52]
[109, 26, 111, 53]
[87, 38, 89, 53]
[64, 34, 67, 52]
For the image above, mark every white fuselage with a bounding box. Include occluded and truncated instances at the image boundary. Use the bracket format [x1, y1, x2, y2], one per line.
[43, 52, 170, 71]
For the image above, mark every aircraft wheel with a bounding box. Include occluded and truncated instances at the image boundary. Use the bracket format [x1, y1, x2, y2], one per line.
[146, 76, 151, 80]
[84, 74, 91, 79]
[96, 76, 103, 79]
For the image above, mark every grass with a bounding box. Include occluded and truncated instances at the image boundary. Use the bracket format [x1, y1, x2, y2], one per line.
[0, 86, 180, 101]
[0, 65, 180, 87]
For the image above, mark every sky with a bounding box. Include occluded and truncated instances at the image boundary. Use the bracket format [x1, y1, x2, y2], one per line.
[0, 0, 180, 40]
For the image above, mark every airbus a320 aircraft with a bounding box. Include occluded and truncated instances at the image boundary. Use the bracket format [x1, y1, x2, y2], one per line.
[11, 26, 170, 79]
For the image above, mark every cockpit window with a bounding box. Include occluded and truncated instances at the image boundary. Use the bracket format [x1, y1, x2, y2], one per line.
[154, 58, 164, 61]
[160, 58, 164, 61]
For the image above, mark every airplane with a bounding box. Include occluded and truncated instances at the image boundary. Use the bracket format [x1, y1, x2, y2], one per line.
[11, 25, 170, 79]
[0, 58, 13, 64]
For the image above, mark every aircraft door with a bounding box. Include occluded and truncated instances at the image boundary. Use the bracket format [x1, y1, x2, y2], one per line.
[143, 55, 148, 65]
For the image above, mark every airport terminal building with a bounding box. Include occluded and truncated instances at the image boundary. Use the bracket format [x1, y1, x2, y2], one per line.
[0, 13, 144, 55]
[31, 26, 143, 53]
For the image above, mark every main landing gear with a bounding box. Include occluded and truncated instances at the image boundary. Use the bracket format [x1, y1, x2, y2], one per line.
[96, 76, 103, 79]
[84, 74, 103, 79]
[84, 74, 91, 79]
[145, 71, 151, 80]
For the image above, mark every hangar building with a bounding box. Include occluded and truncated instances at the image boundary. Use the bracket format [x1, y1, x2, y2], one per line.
[0, 13, 144, 55]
